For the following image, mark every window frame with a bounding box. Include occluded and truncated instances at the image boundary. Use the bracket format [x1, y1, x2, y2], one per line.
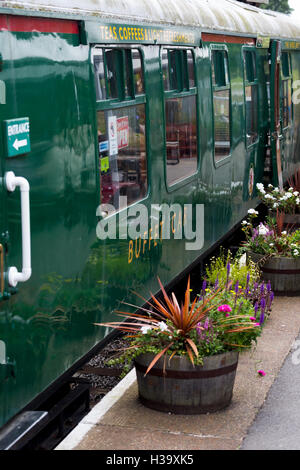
[210, 44, 232, 168]
[242, 46, 259, 149]
[161, 46, 200, 192]
[281, 51, 293, 130]
[91, 45, 150, 213]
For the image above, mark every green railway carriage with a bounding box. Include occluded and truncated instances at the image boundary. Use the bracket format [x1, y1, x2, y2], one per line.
[0, 0, 300, 430]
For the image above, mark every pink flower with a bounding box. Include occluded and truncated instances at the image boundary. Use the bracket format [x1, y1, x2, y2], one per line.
[218, 304, 232, 313]
[258, 370, 266, 377]
[255, 323, 261, 327]
[225, 313, 230, 317]
[250, 317, 256, 321]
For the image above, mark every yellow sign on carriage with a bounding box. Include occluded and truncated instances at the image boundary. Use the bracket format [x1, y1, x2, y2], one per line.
[84, 21, 198, 46]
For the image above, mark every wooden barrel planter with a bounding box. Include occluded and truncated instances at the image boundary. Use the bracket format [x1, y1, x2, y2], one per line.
[134, 351, 239, 415]
[248, 251, 300, 296]
[283, 213, 300, 229]
[270, 212, 300, 231]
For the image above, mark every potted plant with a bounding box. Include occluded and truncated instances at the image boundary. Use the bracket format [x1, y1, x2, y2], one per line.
[240, 208, 300, 295]
[204, 248, 261, 290]
[256, 182, 300, 228]
[96, 270, 269, 415]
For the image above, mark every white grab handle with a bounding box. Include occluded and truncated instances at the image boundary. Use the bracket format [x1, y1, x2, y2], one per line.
[5, 171, 32, 287]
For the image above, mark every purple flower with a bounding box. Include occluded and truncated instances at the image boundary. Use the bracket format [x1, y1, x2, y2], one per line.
[245, 286, 249, 299]
[214, 276, 219, 290]
[259, 298, 266, 325]
[235, 281, 239, 294]
[226, 261, 231, 289]
[202, 279, 207, 292]
[227, 261, 231, 276]
[251, 228, 259, 241]
[254, 301, 259, 317]
[267, 280, 272, 293]
[196, 319, 217, 344]
[260, 283, 265, 295]
[246, 272, 250, 288]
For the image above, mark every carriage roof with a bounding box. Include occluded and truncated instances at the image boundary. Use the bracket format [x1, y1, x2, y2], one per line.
[1, 0, 300, 40]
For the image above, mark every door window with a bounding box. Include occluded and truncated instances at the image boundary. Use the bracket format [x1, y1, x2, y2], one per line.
[243, 50, 258, 147]
[162, 48, 198, 186]
[211, 48, 231, 162]
[282, 52, 293, 129]
[93, 48, 147, 211]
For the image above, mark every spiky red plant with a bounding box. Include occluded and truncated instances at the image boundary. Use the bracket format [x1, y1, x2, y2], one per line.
[288, 168, 300, 193]
[95, 276, 220, 374]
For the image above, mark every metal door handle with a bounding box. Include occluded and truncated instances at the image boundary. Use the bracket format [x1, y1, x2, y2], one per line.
[5, 171, 31, 287]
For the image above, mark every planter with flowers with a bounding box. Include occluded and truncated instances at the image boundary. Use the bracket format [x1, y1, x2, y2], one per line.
[241, 207, 300, 295]
[256, 182, 300, 229]
[97, 265, 271, 414]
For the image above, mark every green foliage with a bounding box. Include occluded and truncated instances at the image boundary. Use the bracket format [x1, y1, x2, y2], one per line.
[204, 290, 262, 351]
[204, 248, 260, 290]
[260, 0, 293, 15]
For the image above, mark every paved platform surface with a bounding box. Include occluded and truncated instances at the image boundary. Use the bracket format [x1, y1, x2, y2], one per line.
[241, 328, 300, 450]
[56, 297, 300, 451]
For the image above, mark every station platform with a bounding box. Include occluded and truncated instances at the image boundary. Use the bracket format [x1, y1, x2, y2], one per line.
[56, 297, 300, 451]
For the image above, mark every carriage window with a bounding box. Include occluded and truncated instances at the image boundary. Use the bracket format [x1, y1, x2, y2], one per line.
[132, 49, 144, 95]
[243, 50, 258, 147]
[282, 52, 291, 78]
[93, 48, 147, 211]
[94, 51, 106, 100]
[163, 49, 195, 92]
[162, 48, 198, 186]
[105, 49, 120, 99]
[211, 48, 231, 162]
[282, 52, 292, 128]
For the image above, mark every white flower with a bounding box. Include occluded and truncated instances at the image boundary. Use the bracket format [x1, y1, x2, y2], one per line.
[158, 321, 168, 332]
[297, 198, 300, 205]
[258, 224, 269, 236]
[293, 249, 299, 256]
[141, 325, 152, 334]
[273, 203, 279, 208]
[289, 187, 294, 192]
[273, 187, 280, 193]
[265, 194, 275, 200]
[282, 231, 287, 235]
[269, 243, 274, 247]
[242, 220, 249, 225]
[294, 191, 299, 196]
[248, 208, 258, 215]
[268, 184, 274, 189]
[256, 183, 265, 192]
